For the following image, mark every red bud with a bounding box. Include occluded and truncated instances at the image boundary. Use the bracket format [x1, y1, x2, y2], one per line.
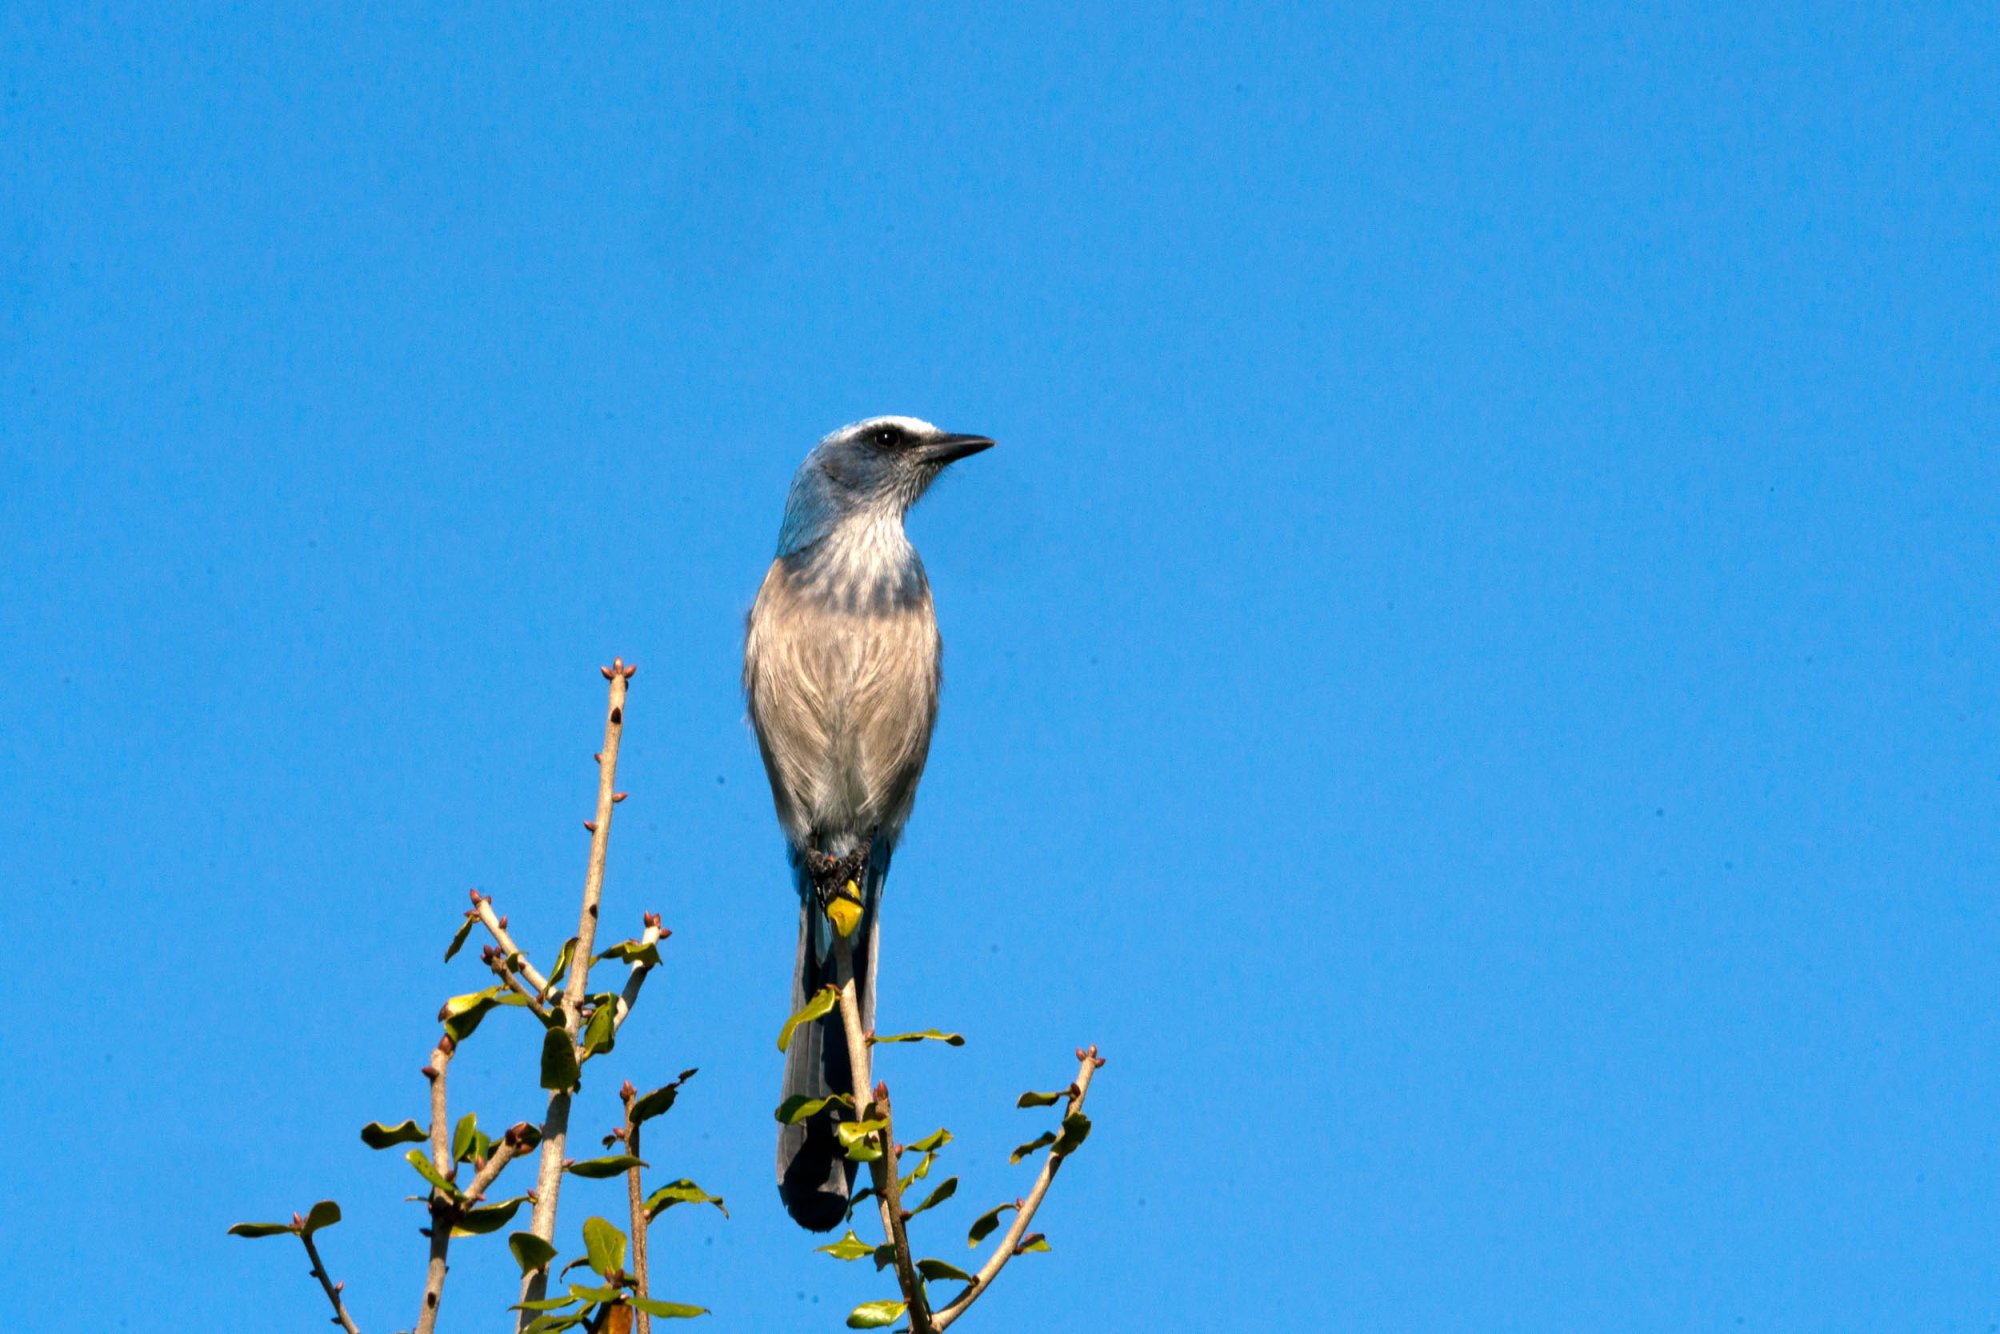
[583, 820, 597, 833]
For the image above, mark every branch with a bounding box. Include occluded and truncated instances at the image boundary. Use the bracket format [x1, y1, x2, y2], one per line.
[620, 1082, 653, 1334]
[611, 915, 665, 1032]
[414, 1036, 458, 1334]
[517, 659, 635, 1326]
[483, 943, 551, 1020]
[831, 930, 934, 1334]
[470, 892, 551, 997]
[299, 1231, 362, 1334]
[930, 1048, 1104, 1331]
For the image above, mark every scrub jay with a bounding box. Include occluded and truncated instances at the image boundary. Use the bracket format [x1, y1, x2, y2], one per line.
[744, 415, 995, 1231]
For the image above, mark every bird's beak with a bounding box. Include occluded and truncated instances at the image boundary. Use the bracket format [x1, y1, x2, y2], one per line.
[918, 433, 996, 466]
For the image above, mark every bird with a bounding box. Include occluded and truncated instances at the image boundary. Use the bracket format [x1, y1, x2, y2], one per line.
[744, 414, 995, 1231]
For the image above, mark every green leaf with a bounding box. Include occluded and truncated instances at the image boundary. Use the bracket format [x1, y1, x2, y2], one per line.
[226, 1221, 295, 1238]
[596, 939, 661, 967]
[774, 1092, 850, 1125]
[567, 1154, 647, 1180]
[631, 1068, 699, 1124]
[906, 1176, 957, 1220]
[1018, 1234, 1051, 1253]
[846, 1300, 907, 1329]
[544, 938, 579, 996]
[509, 1231, 558, 1276]
[451, 1196, 527, 1236]
[967, 1202, 1018, 1248]
[451, 1113, 480, 1163]
[511, 1296, 579, 1313]
[835, 1118, 888, 1162]
[360, 1119, 427, 1149]
[540, 1026, 581, 1091]
[643, 1179, 728, 1221]
[300, 1200, 341, 1235]
[441, 987, 503, 1042]
[916, 1258, 974, 1284]
[1052, 1111, 1092, 1157]
[907, 1128, 952, 1154]
[816, 1230, 875, 1261]
[776, 985, 840, 1053]
[581, 1216, 627, 1279]
[871, 1029, 964, 1046]
[1008, 1131, 1057, 1164]
[568, 1282, 624, 1303]
[524, 1313, 588, 1334]
[444, 915, 476, 962]
[405, 1148, 460, 1198]
[1015, 1089, 1068, 1109]
[580, 1001, 616, 1059]
[627, 1296, 708, 1319]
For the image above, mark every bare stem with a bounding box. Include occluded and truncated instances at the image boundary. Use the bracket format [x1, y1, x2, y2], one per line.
[471, 895, 553, 997]
[930, 1048, 1103, 1331]
[517, 660, 634, 1326]
[299, 1231, 362, 1334]
[622, 1084, 653, 1334]
[831, 931, 935, 1334]
[611, 917, 665, 1032]
[414, 1037, 458, 1334]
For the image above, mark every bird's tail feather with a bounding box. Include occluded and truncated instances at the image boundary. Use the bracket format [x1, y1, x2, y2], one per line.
[777, 839, 888, 1231]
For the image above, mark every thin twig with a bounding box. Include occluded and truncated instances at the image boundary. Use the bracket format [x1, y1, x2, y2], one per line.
[621, 1083, 653, 1334]
[517, 660, 634, 1327]
[831, 931, 935, 1334]
[930, 1048, 1103, 1331]
[300, 1231, 363, 1334]
[471, 893, 552, 997]
[486, 946, 552, 1020]
[414, 1037, 458, 1334]
[611, 917, 665, 1032]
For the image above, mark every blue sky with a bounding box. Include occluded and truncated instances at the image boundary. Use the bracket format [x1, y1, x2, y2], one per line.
[3, 3, 1996, 1330]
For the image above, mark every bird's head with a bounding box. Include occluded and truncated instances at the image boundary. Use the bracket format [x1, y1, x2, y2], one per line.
[777, 416, 995, 556]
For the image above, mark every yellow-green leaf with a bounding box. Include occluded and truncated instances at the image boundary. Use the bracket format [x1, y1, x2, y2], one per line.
[360, 1118, 427, 1149]
[967, 1202, 1017, 1248]
[846, 1300, 907, 1329]
[509, 1231, 558, 1276]
[775, 1092, 850, 1125]
[627, 1296, 708, 1319]
[405, 1148, 459, 1198]
[906, 1176, 957, 1219]
[776, 985, 840, 1053]
[643, 1179, 728, 1220]
[452, 1196, 526, 1236]
[582, 1216, 627, 1279]
[300, 1200, 341, 1235]
[815, 1230, 873, 1261]
[540, 1026, 581, 1091]
[1052, 1111, 1092, 1157]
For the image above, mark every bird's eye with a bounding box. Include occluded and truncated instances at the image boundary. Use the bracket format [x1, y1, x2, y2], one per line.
[872, 427, 897, 447]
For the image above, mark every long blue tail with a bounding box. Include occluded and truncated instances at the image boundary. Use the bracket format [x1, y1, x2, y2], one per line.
[777, 838, 889, 1231]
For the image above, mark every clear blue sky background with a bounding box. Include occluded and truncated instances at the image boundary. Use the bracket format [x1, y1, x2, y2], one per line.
[3, 4, 1996, 1330]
